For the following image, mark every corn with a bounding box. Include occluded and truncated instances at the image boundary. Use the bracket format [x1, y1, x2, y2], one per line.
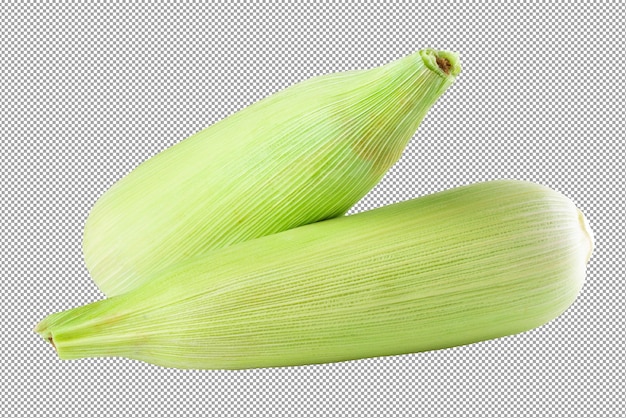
[37, 180, 593, 370]
[83, 48, 461, 296]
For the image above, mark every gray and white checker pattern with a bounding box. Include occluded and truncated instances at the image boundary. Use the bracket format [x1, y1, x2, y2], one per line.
[2, 1, 624, 417]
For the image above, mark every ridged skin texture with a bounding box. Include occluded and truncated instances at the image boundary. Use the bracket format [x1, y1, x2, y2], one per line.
[38, 180, 593, 370]
[82, 49, 461, 296]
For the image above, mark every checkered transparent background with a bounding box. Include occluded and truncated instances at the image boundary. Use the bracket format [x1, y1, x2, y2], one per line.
[2, 1, 624, 417]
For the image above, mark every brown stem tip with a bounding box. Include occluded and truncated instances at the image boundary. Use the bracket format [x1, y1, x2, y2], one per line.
[48, 337, 56, 350]
[436, 56, 452, 75]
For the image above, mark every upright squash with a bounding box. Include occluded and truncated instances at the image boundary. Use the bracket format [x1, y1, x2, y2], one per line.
[83, 48, 461, 296]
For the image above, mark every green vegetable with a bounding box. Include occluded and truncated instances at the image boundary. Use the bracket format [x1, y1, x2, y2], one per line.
[82, 48, 461, 296]
[37, 180, 593, 370]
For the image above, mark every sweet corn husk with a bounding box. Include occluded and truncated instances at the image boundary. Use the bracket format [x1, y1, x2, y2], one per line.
[37, 180, 593, 370]
[82, 49, 461, 296]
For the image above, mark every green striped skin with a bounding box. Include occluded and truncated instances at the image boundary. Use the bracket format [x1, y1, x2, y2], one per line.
[83, 49, 461, 296]
[38, 180, 593, 370]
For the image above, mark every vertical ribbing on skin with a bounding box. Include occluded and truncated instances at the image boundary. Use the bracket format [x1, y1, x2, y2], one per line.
[82, 49, 461, 296]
